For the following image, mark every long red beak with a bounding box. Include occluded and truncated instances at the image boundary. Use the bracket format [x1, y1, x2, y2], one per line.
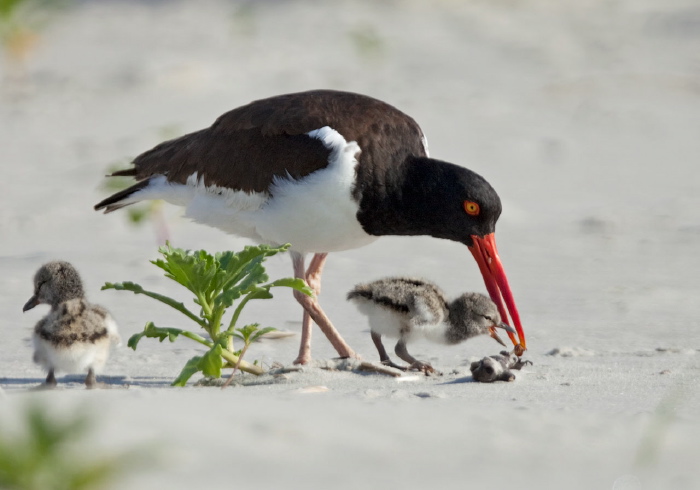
[468, 233, 526, 353]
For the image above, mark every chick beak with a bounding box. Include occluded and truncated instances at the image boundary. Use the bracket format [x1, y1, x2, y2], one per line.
[489, 322, 517, 347]
[23, 296, 39, 312]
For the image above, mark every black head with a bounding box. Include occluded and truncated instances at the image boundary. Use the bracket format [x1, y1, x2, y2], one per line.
[356, 156, 502, 245]
[23, 261, 85, 311]
[355, 155, 526, 352]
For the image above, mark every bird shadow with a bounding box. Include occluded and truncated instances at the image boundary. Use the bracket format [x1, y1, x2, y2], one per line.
[0, 375, 172, 390]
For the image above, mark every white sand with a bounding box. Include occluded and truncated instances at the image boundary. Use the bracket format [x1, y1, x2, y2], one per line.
[1, 1, 699, 488]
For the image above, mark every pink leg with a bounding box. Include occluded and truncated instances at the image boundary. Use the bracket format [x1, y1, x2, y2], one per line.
[292, 254, 313, 365]
[294, 309, 313, 365]
[291, 252, 358, 364]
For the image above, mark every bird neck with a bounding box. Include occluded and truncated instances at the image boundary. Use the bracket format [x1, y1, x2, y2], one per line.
[445, 303, 482, 344]
[50, 290, 85, 310]
[355, 156, 464, 239]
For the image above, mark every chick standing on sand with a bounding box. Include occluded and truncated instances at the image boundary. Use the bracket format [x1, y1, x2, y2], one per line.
[347, 277, 516, 373]
[22, 261, 120, 388]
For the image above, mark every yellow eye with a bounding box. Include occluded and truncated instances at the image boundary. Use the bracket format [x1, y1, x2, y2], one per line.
[463, 201, 480, 216]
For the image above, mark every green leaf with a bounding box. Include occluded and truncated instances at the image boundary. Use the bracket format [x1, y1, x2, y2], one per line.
[233, 325, 276, 344]
[127, 206, 149, 224]
[245, 287, 274, 301]
[232, 323, 260, 343]
[172, 356, 203, 387]
[151, 245, 219, 299]
[249, 326, 277, 343]
[171, 345, 225, 386]
[102, 281, 206, 328]
[267, 277, 314, 296]
[214, 285, 244, 311]
[218, 244, 288, 292]
[127, 322, 212, 350]
[127, 332, 144, 350]
[198, 344, 224, 378]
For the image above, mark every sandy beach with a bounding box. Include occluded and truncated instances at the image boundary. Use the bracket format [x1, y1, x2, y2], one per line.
[1, 1, 699, 488]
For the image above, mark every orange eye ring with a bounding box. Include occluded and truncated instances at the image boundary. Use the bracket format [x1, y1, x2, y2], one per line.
[463, 200, 480, 216]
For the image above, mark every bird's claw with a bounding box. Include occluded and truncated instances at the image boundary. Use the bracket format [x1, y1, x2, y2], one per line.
[381, 360, 408, 371]
[409, 361, 441, 376]
[513, 359, 533, 370]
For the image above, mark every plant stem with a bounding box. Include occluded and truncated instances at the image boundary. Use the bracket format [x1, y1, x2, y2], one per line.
[196, 292, 214, 322]
[219, 347, 262, 375]
[179, 331, 213, 348]
[221, 342, 252, 388]
[227, 294, 254, 333]
[209, 308, 225, 341]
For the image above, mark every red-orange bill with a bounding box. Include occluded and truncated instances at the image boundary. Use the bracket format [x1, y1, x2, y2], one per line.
[469, 233, 526, 353]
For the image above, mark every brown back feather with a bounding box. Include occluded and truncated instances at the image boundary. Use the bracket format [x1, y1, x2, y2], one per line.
[105, 90, 427, 196]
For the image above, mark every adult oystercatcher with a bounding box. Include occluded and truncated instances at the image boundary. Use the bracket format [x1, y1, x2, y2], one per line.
[347, 276, 517, 373]
[95, 89, 526, 364]
[23, 261, 121, 388]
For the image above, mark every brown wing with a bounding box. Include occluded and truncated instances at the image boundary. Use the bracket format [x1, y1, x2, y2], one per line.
[108, 89, 427, 194]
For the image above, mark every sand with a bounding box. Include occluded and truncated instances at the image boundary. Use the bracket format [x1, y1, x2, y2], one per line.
[1, 0, 699, 488]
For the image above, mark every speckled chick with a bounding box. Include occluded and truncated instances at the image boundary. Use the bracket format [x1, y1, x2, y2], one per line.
[470, 350, 532, 382]
[347, 277, 515, 373]
[23, 261, 120, 388]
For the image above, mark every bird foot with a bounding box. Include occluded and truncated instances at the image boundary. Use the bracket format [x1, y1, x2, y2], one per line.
[512, 359, 533, 370]
[409, 361, 441, 376]
[85, 381, 108, 390]
[293, 355, 312, 365]
[31, 382, 57, 391]
[499, 351, 532, 370]
[381, 359, 408, 371]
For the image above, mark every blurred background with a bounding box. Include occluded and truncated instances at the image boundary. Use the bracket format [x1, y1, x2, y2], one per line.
[1, 0, 699, 488]
[2, 0, 699, 352]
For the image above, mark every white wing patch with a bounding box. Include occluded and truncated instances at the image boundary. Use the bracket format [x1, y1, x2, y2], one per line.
[123, 173, 270, 242]
[116, 126, 378, 254]
[252, 126, 377, 253]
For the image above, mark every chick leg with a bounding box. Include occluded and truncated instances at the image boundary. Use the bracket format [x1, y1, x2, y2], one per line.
[371, 332, 407, 371]
[395, 339, 436, 374]
[85, 368, 96, 389]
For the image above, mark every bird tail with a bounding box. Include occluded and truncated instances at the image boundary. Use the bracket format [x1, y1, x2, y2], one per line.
[94, 178, 151, 213]
[346, 286, 374, 302]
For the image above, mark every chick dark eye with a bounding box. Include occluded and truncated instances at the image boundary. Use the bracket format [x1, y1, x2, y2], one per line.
[484, 366, 494, 374]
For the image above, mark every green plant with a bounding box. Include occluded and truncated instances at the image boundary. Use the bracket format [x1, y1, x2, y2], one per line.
[103, 243, 312, 386]
[0, 404, 143, 490]
[347, 24, 384, 61]
[221, 323, 275, 388]
[0, 0, 69, 73]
